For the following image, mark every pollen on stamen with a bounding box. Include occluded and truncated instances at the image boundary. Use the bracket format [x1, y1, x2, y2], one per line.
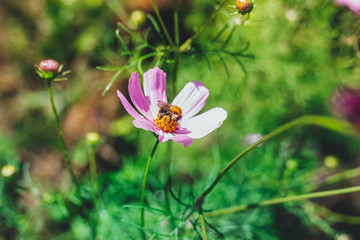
[155, 114, 180, 133]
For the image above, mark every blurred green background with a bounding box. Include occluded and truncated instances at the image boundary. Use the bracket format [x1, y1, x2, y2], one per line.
[1, 0, 360, 239]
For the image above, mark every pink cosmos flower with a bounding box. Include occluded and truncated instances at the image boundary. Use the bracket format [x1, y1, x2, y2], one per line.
[335, 0, 360, 15]
[117, 67, 227, 147]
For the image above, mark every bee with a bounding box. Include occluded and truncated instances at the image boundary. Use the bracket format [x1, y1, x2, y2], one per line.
[157, 101, 182, 123]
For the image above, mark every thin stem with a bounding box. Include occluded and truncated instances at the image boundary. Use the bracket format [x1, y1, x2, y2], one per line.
[164, 142, 176, 228]
[199, 213, 207, 240]
[174, 0, 180, 46]
[140, 139, 160, 239]
[179, 0, 228, 52]
[205, 185, 360, 217]
[311, 202, 360, 225]
[322, 167, 360, 186]
[171, 52, 180, 99]
[47, 79, 79, 190]
[88, 145, 99, 239]
[151, 0, 175, 47]
[88, 146, 98, 210]
[301, 166, 360, 193]
[171, 0, 180, 99]
[195, 115, 354, 210]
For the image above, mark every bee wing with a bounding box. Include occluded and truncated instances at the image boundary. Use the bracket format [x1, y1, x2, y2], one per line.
[157, 100, 169, 108]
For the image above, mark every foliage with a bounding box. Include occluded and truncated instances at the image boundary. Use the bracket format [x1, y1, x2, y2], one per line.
[1, 0, 360, 239]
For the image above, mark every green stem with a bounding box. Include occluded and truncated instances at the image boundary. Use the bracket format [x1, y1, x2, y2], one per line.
[47, 79, 79, 190]
[140, 139, 160, 239]
[301, 166, 360, 193]
[179, 0, 228, 52]
[195, 115, 353, 210]
[322, 167, 360, 186]
[151, 0, 175, 47]
[174, 0, 180, 46]
[205, 185, 360, 217]
[88, 146, 98, 210]
[311, 202, 360, 225]
[171, 0, 180, 99]
[199, 213, 207, 240]
[171, 51, 180, 99]
[164, 141, 175, 228]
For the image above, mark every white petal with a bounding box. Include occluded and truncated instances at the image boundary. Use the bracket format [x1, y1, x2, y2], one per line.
[180, 107, 227, 139]
[171, 81, 209, 119]
[143, 67, 168, 118]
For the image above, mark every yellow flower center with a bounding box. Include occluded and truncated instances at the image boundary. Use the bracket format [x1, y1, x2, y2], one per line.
[155, 104, 182, 133]
[155, 115, 179, 133]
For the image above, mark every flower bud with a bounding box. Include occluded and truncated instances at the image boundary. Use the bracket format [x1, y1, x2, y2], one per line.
[324, 155, 339, 169]
[1, 164, 16, 177]
[286, 159, 298, 170]
[128, 10, 146, 30]
[39, 59, 60, 73]
[85, 132, 101, 147]
[36, 59, 64, 80]
[235, 0, 253, 15]
[337, 234, 351, 240]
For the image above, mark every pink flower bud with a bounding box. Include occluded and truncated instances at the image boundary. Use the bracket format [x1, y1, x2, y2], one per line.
[39, 59, 60, 73]
[235, 0, 253, 15]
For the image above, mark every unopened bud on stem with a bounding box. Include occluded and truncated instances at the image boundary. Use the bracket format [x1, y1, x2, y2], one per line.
[86, 132, 101, 147]
[36, 59, 68, 80]
[235, 0, 253, 15]
[39, 59, 60, 73]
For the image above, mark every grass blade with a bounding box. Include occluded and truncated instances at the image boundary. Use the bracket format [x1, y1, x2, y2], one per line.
[117, 22, 144, 42]
[137, 52, 158, 76]
[115, 29, 131, 53]
[232, 56, 248, 76]
[222, 25, 236, 48]
[211, 21, 230, 43]
[102, 62, 136, 96]
[216, 51, 230, 78]
[155, 46, 170, 67]
[203, 54, 212, 73]
[147, 14, 165, 42]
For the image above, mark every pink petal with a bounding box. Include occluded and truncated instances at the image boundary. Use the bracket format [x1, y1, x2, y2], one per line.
[170, 135, 193, 147]
[128, 72, 153, 120]
[174, 127, 191, 135]
[117, 90, 144, 120]
[336, 0, 360, 14]
[133, 119, 157, 133]
[157, 132, 193, 147]
[143, 67, 168, 117]
[180, 107, 227, 139]
[158, 132, 171, 142]
[171, 81, 209, 119]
